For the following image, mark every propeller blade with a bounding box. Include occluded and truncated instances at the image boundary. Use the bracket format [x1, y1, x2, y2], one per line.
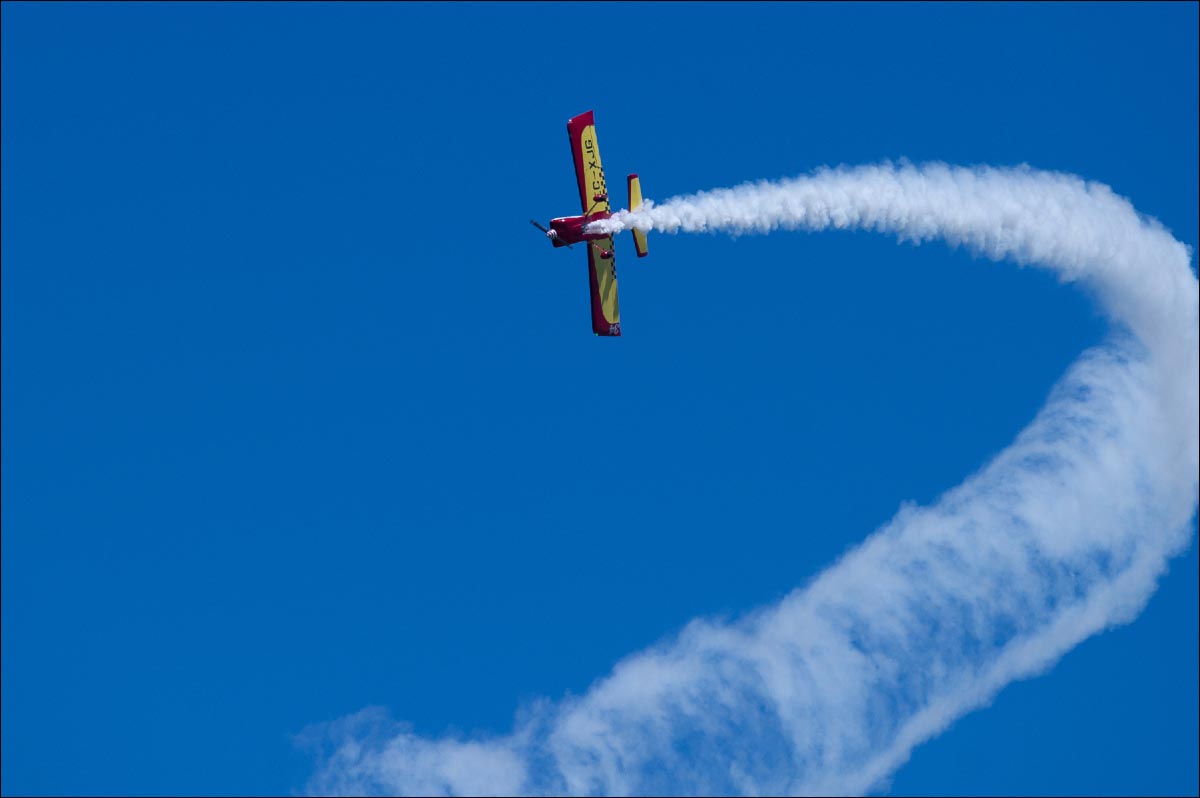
[531, 219, 572, 249]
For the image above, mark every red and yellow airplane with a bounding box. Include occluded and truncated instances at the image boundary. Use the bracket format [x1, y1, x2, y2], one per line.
[531, 110, 649, 337]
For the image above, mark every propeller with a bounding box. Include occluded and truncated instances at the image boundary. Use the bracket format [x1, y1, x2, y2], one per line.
[530, 219, 572, 249]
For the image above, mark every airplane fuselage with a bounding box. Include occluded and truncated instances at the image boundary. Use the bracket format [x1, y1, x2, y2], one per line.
[548, 211, 612, 248]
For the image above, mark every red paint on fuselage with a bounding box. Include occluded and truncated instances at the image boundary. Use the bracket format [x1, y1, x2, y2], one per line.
[548, 211, 612, 248]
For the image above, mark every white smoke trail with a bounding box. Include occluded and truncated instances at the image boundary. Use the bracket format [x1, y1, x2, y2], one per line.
[304, 163, 1198, 796]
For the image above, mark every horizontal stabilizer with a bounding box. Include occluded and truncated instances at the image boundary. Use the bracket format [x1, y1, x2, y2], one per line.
[628, 174, 649, 258]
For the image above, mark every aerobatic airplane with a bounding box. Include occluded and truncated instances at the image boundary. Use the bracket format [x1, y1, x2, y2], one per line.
[531, 110, 649, 337]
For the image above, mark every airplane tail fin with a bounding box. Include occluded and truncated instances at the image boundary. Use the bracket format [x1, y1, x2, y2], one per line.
[627, 174, 649, 258]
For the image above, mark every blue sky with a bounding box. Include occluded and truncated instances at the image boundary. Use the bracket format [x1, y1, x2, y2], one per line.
[2, 2, 1196, 795]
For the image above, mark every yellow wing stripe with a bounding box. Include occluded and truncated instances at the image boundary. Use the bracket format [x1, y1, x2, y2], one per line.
[578, 124, 610, 214]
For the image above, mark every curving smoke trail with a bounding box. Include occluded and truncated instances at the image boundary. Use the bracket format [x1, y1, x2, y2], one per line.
[305, 163, 1198, 796]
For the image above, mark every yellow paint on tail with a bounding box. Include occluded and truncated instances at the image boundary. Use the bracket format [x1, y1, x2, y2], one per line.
[628, 175, 649, 258]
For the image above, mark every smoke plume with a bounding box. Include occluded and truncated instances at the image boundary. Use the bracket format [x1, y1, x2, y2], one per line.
[306, 163, 1198, 796]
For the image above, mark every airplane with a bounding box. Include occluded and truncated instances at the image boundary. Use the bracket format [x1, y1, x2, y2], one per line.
[531, 110, 649, 337]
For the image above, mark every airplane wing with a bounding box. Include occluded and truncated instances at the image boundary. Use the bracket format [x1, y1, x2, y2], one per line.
[568, 111, 620, 335]
[567, 110, 611, 215]
[587, 241, 621, 337]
